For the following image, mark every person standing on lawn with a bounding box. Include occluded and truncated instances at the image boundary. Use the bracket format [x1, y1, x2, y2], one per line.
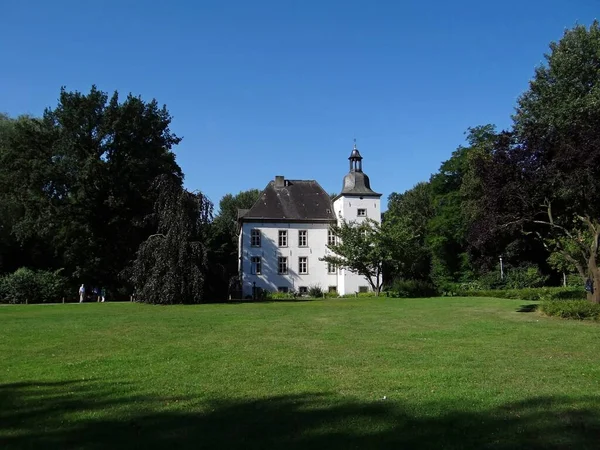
[100, 287, 106, 302]
[79, 284, 85, 303]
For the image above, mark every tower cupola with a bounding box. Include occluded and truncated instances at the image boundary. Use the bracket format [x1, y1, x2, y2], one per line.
[339, 140, 381, 198]
[349, 140, 363, 172]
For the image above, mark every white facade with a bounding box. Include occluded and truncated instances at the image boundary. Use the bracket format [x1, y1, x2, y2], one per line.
[239, 222, 340, 297]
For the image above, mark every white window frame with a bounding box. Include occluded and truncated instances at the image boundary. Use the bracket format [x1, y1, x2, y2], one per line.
[328, 262, 337, 274]
[250, 256, 262, 275]
[359, 286, 369, 293]
[250, 229, 261, 247]
[327, 229, 336, 246]
[298, 286, 308, 295]
[298, 256, 308, 274]
[298, 230, 308, 247]
[328, 286, 337, 293]
[278, 230, 288, 247]
[357, 208, 367, 217]
[278, 256, 288, 274]
[278, 286, 289, 293]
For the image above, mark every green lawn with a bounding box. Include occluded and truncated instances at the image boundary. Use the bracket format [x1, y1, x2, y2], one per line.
[1, 298, 599, 449]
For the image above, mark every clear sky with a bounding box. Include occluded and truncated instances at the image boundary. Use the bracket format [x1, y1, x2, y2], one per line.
[1, 0, 597, 210]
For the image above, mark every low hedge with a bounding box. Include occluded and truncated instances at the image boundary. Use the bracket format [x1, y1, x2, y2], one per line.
[541, 300, 600, 320]
[452, 287, 585, 301]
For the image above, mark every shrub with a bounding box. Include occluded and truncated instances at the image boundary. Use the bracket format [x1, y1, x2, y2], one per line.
[269, 289, 298, 300]
[388, 279, 439, 298]
[0, 268, 68, 304]
[342, 291, 378, 298]
[308, 284, 324, 298]
[454, 287, 585, 301]
[471, 265, 548, 290]
[541, 300, 600, 320]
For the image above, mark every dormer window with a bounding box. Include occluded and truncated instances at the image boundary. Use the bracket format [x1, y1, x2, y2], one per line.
[357, 208, 367, 217]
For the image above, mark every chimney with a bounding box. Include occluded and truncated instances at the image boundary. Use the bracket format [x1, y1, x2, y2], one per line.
[274, 175, 285, 187]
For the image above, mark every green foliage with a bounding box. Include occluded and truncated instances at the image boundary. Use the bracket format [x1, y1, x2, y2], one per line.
[387, 279, 439, 298]
[127, 175, 213, 304]
[308, 285, 324, 298]
[474, 22, 600, 302]
[268, 292, 298, 300]
[0, 86, 183, 290]
[541, 300, 600, 320]
[470, 265, 549, 290]
[322, 218, 418, 295]
[385, 182, 433, 281]
[340, 292, 377, 298]
[0, 267, 67, 304]
[453, 287, 585, 301]
[426, 125, 499, 284]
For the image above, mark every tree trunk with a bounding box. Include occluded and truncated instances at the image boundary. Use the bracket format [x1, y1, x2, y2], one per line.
[592, 272, 600, 304]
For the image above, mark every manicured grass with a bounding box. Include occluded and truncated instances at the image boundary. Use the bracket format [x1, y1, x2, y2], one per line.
[1, 297, 599, 449]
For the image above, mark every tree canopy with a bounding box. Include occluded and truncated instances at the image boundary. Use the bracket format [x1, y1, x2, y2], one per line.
[473, 22, 600, 302]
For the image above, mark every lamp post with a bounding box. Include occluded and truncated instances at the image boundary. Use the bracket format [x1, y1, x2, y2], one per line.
[499, 256, 504, 280]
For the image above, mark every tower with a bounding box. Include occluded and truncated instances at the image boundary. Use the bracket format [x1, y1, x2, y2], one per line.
[332, 141, 382, 294]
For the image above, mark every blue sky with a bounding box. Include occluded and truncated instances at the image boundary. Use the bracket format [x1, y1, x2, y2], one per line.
[1, 1, 597, 210]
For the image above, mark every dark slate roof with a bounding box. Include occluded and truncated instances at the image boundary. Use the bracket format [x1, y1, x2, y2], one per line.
[240, 179, 336, 222]
[237, 208, 249, 220]
[339, 171, 382, 197]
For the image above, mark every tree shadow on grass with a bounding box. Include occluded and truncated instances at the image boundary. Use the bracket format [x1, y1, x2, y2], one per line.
[1, 380, 599, 449]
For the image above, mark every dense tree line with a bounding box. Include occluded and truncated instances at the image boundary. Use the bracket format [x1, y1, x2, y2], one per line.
[0, 87, 258, 303]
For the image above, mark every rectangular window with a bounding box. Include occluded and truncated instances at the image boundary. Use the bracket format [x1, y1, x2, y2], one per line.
[327, 229, 336, 246]
[298, 230, 307, 247]
[328, 262, 337, 274]
[359, 286, 369, 293]
[278, 230, 288, 247]
[298, 286, 308, 295]
[298, 256, 308, 274]
[278, 286, 289, 293]
[250, 256, 261, 275]
[251, 229, 261, 247]
[357, 208, 367, 217]
[278, 256, 288, 274]
[328, 286, 337, 293]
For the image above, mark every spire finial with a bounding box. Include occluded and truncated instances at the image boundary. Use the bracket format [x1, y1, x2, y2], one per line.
[353, 138, 357, 150]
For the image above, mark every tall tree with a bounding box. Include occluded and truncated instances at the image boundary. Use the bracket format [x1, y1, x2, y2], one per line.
[474, 22, 600, 302]
[0, 86, 183, 290]
[385, 182, 434, 281]
[426, 125, 497, 284]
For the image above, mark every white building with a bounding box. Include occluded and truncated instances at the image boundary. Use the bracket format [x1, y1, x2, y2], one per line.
[237, 143, 381, 298]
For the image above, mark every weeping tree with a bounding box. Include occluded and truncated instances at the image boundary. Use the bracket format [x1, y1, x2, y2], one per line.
[128, 175, 213, 304]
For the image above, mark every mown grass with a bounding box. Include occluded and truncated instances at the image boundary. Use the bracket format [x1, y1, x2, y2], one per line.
[1, 297, 599, 449]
